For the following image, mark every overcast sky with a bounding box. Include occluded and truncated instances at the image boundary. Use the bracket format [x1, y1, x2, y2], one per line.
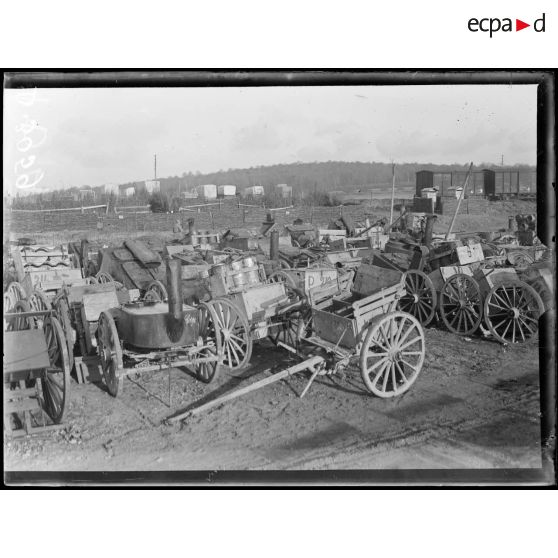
[4, 84, 537, 194]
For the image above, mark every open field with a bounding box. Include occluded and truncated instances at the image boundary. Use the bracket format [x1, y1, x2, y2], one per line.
[3, 197, 538, 246]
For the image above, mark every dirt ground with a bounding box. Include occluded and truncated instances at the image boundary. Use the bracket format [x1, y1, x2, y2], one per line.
[4, 324, 543, 472]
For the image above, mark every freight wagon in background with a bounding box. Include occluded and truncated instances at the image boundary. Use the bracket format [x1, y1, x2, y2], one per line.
[241, 186, 265, 198]
[217, 185, 237, 197]
[196, 184, 218, 200]
[415, 168, 536, 200]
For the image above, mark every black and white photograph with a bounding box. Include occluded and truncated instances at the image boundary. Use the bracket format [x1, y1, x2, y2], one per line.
[2, 71, 555, 484]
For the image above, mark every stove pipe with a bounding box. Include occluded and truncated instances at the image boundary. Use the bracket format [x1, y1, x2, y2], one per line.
[166, 258, 183, 321]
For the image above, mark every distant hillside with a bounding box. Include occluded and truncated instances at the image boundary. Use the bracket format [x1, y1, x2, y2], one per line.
[10, 161, 536, 210]
[153, 161, 536, 197]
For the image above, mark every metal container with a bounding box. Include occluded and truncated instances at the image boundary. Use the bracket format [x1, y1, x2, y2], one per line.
[232, 271, 247, 288]
[115, 302, 199, 349]
[231, 260, 243, 271]
[242, 256, 255, 268]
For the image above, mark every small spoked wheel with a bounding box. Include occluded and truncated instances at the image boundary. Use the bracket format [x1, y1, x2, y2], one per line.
[28, 289, 52, 328]
[398, 270, 437, 326]
[206, 298, 252, 372]
[359, 311, 425, 398]
[193, 301, 222, 383]
[270, 311, 302, 351]
[145, 280, 168, 302]
[296, 308, 314, 342]
[53, 296, 75, 370]
[40, 316, 71, 423]
[97, 311, 124, 397]
[439, 273, 483, 335]
[484, 279, 544, 344]
[96, 271, 114, 284]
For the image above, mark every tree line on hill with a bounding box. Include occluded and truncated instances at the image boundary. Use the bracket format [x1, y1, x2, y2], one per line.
[9, 161, 535, 211]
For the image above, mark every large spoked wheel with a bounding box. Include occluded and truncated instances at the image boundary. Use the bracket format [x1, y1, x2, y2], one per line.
[28, 289, 52, 328]
[4, 281, 27, 310]
[359, 311, 425, 398]
[207, 298, 252, 372]
[40, 316, 71, 423]
[53, 296, 75, 370]
[439, 273, 483, 335]
[145, 280, 168, 302]
[398, 270, 437, 326]
[484, 279, 544, 344]
[97, 311, 124, 397]
[193, 301, 222, 383]
[5, 299, 33, 332]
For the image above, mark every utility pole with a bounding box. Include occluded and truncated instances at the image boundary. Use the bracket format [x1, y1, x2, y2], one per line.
[154, 154, 157, 180]
[389, 161, 396, 229]
[501, 154, 504, 167]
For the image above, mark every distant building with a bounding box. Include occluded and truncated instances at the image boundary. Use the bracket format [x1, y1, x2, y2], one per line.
[104, 183, 119, 196]
[181, 190, 198, 199]
[196, 184, 218, 199]
[275, 183, 293, 198]
[79, 189, 96, 201]
[124, 187, 135, 197]
[217, 185, 237, 197]
[242, 185, 265, 198]
[145, 180, 161, 194]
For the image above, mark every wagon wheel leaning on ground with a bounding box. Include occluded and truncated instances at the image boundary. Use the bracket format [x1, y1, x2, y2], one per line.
[192, 301, 223, 384]
[359, 311, 425, 398]
[52, 295, 75, 370]
[398, 270, 437, 327]
[144, 280, 168, 302]
[205, 298, 252, 373]
[484, 279, 544, 344]
[96, 311, 124, 397]
[439, 273, 483, 336]
[40, 316, 71, 424]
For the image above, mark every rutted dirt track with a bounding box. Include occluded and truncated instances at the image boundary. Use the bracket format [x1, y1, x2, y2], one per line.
[5, 326, 542, 471]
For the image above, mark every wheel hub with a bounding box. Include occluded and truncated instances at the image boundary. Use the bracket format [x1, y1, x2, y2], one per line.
[222, 329, 231, 341]
[509, 307, 520, 319]
[412, 294, 419, 303]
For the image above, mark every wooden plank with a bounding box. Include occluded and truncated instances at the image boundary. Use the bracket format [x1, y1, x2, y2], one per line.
[4, 331, 50, 374]
[82, 291, 119, 322]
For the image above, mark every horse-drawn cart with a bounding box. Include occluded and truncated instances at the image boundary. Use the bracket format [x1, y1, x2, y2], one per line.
[4, 307, 71, 436]
[168, 264, 426, 421]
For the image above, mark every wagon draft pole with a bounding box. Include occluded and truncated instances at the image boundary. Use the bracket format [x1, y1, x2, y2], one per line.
[445, 162, 473, 240]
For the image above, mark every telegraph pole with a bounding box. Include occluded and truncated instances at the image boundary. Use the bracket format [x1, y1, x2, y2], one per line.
[154, 154, 157, 180]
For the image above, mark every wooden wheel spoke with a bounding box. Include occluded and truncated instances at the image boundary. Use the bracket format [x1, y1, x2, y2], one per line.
[366, 356, 389, 374]
[395, 361, 408, 384]
[400, 357, 419, 373]
[381, 362, 391, 392]
[391, 365, 397, 391]
[398, 335, 422, 351]
[371, 360, 390, 388]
